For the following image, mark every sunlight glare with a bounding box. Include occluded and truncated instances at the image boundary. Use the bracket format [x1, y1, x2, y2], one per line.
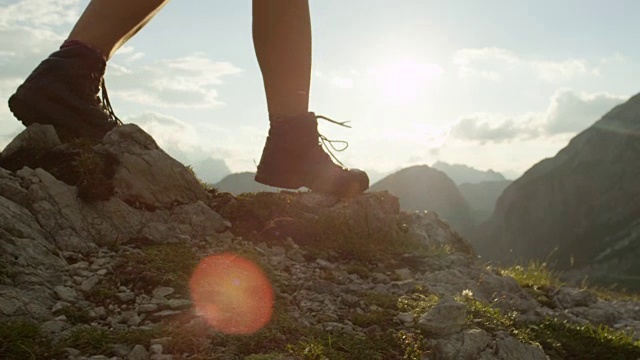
[370, 58, 444, 103]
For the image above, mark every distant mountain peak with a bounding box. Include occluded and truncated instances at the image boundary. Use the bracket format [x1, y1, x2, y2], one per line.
[432, 161, 506, 185]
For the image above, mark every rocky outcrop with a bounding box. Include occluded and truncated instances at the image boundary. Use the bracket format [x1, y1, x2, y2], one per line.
[432, 161, 507, 185]
[459, 180, 513, 225]
[475, 93, 640, 275]
[369, 165, 474, 236]
[214, 171, 278, 194]
[1, 124, 640, 359]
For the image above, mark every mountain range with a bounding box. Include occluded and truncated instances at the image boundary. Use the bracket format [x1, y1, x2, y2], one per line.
[474, 92, 640, 286]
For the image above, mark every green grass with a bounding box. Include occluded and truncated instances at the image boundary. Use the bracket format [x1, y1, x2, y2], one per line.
[457, 294, 640, 360]
[497, 261, 562, 289]
[0, 321, 56, 360]
[397, 293, 439, 318]
[528, 318, 640, 360]
[495, 261, 562, 307]
[59, 326, 161, 356]
[53, 305, 93, 325]
[286, 330, 426, 360]
[119, 243, 199, 295]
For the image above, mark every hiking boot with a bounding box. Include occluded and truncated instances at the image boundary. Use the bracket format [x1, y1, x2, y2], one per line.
[8, 45, 121, 141]
[255, 112, 369, 197]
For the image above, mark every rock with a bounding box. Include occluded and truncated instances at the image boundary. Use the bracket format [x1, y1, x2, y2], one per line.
[54, 286, 78, 302]
[150, 344, 163, 355]
[0, 295, 24, 317]
[102, 124, 207, 209]
[40, 320, 71, 335]
[152, 287, 175, 299]
[64, 348, 81, 356]
[397, 312, 414, 324]
[167, 299, 191, 310]
[552, 287, 598, 309]
[287, 248, 306, 263]
[150, 337, 172, 349]
[431, 329, 493, 359]
[52, 301, 71, 313]
[138, 304, 159, 313]
[405, 210, 476, 255]
[0, 124, 61, 162]
[152, 310, 182, 318]
[80, 276, 101, 293]
[93, 306, 107, 319]
[168, 201, 228, 237]
[127, 344, 149, 360]
[495, 332, 547, 360]
[372, 273, 391, 284]
[112, 343, 132, 357]
[418, 296, 467, 336]
[117, 292, 136, 303]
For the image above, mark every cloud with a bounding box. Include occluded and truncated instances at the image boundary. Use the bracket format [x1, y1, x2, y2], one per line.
[126, 112, 200, 153]
[452, 47, 600, 82]
[126, 112, 232, 182]
[544, 88, 627, 134]
[0, 0, 81, 28]
[314, 70, 354, 89]
[450, 113, 539, 144]
[109, 54, 242, 109]
[450, 88, 628, 143]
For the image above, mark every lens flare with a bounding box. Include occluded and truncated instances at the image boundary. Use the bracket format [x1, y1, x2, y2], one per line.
[189, 252, 274, 334]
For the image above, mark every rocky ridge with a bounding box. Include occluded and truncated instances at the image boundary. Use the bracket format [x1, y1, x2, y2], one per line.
[431, 162, 506, 185]
[1, 124, 639, 359]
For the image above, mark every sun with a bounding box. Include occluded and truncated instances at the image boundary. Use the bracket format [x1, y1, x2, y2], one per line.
[370, 57, 444, 103]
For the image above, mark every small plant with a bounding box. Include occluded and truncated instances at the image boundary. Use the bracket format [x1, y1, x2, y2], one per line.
[396, 330, 426, 360]
[496, 261, 561, 307]
[244, 353, 293, 360]
[53, 305, 93, 325]
[344, 264, 371, 279]
[364, 292, 400, 310]
[71, 148, 117, 202]
[287, 338, 328, 360]
[349, 310, 394, 328]
[86, 278, 119, 305]
[119, 243, 199, 294]
[398, 293, 439, 318]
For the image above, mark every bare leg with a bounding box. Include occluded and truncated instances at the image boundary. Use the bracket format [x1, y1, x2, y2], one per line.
[252, 0, 311, 118]
[68, 0, 171, 59]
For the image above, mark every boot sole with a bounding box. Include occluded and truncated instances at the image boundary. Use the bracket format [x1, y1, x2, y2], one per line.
[254, 172, 305, 190]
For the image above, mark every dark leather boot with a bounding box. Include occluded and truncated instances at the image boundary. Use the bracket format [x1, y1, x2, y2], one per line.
[255, 112, 369, 197]
[8, 45, 120, 141]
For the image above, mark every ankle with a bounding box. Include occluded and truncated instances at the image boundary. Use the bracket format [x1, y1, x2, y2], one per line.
[60, 39, 107, 61]
[269, 111, 313, 123]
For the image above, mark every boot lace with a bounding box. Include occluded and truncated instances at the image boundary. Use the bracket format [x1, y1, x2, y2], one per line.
[316, 114, 351, 167]
[100, 78, 122, 125]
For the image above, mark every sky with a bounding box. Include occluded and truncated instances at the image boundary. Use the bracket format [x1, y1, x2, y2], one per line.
[1, 0, 639, 183]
